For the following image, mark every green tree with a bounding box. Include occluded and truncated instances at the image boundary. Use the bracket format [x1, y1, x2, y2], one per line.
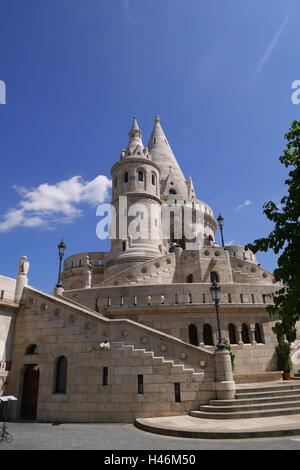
[246, 120, 300, 342]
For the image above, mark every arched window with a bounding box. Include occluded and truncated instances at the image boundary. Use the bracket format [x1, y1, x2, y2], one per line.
[124, 172, 128, 183]
[228, 324, 237, 344]
[55, 356, 68, 394]
[203, 324, 213, 346]
[241, 323, 250, 344]
[25, 344, 38, 355]
[187, 274, 194, 283]
[188, 324, 198, 346]
[210, 271, 219, 283]
[151, 173, 156, 186]
[169, 189, 176, 195]
[254, 323, 264, 343]
[138, 171, 144, 182]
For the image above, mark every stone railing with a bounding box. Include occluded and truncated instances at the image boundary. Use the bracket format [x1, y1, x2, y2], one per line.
[23, 286, 215, 376]
[94, 252, 176, 287]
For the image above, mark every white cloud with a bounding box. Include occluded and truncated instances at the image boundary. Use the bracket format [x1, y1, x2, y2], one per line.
[0, 175, 111, 232]
[234, 200, 251, 211]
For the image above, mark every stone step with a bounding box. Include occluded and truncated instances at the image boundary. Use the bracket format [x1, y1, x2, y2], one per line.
[190, 407, 300, 420]
[200, 399, 300, 413]
[236, 383, 300, 394]
[235, 388, 300, 400]
[210, 394, 300, 406]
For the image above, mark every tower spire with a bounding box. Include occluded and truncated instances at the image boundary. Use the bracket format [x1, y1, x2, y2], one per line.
[127, 116, 143, 149]
[148, 116, 188, 196]
[119, 116, 151, 159]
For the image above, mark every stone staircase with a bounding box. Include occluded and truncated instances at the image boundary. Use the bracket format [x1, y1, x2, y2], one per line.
[190, 382, 300, 419]
[111, 341, 203, 381]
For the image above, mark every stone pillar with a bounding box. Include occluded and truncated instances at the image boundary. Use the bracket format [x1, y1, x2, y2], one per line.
[237, 326, 243, 345]
[14, 274, 28, 303]
[214, 349, 236, 400]
[250, 324, 257, 345]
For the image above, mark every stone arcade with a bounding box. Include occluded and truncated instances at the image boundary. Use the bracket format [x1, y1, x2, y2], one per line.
[0, 117, 294, 423]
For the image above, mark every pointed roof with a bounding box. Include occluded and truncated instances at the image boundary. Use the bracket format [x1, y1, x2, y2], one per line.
[120, 117, 151, 159]
[148, 116, 188, 196]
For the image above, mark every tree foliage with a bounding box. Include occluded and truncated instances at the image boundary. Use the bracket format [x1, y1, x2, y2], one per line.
[246, 120, 300, 341]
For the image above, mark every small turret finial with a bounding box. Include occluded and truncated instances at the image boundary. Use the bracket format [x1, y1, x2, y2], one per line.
[155, 115, 160, 123]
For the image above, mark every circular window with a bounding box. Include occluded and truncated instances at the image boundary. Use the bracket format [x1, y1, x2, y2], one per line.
[154, 262, 160, 268]
[204, 250, 210, 256]
[166, 258, 172, 264]
[215, 251, 220, 257]
[141, 267, 147, 274]
[251, 267, 256, 273]
[127, 273, 133, 280]
[262, 272, 268, 278]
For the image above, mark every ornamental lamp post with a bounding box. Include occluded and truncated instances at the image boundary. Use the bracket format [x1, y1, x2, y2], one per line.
[217, 213, 225, 248]
[210, 280, 225, 350]
[56, 239, 67, 288]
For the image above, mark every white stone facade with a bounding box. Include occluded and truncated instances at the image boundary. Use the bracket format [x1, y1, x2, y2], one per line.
[0, 117, 294, 423]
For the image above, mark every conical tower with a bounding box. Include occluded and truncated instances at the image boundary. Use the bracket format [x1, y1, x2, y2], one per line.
[148, 116, 189, 197]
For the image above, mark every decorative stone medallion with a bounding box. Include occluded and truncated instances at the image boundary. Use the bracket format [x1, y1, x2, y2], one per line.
[160, 343, 167, 352]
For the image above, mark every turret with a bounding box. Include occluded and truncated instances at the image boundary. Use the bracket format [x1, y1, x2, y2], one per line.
[106, 118, 163, 278]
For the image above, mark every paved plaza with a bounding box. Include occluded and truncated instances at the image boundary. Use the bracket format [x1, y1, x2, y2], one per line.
[1, 422, 300, 450]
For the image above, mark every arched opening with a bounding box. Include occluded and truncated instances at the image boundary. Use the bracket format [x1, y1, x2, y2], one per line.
[210, 271, 219, 283]
[151, 173, 156, 186]
[169, 189, 176, 195]
[138, 170, 144, 182]
[254, 323, 264, 343]
[21, 364, 40, 420]
[124, 171, 128, 183]
[188, 324, 198, 346]
[228, 323, 237, 344]
[25, 344, 38, 355]
[203, 324, 213, 346]
[241, 323, 250, 344]
[55, 356, 68, 394]
[186, 274, 194, 283]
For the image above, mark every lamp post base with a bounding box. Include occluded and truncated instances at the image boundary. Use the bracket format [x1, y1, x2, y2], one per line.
[214, 349, 236, 400]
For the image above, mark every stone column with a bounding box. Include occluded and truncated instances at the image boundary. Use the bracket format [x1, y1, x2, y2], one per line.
[237, 326, 243, 345]
[14, 256, 30, 303]
[214, 349, 236, 400]
[250, 324, 257, 345]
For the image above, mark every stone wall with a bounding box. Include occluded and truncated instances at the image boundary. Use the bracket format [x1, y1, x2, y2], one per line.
[6, 286, 215, 422]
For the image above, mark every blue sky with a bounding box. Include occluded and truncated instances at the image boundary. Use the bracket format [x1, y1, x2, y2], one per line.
[0, 0, 299, 292]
